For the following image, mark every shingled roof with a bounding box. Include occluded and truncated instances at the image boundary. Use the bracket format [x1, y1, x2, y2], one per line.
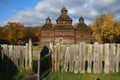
[42, 17, 53, 30]
[56, 7, 72, 21]
[76, 16, 89, 30]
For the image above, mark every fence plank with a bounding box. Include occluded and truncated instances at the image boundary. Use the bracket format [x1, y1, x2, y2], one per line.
[74, 44, 79, 74]
[93, 42, 101, 73]
[56, 45, 60, 71]
[13, 46, 18, 67]
[116, 44, 120, 72]
[25, 43, 28, 68]
[87, 44, 92, 73]
[109, 44, 116, 73]
[69, 45, 74, 72]
[99, 44, 103, 73]
[60, 45, 65, 72]
[104, 43, 110, 73]
[79, 42, 85, 73]
[20, 46, 24, 67]
[64, 47, 69, 72]
[29, 39, 32, 69]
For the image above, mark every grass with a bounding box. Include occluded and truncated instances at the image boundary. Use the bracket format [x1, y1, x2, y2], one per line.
[43, 72, 120, 80]
[32, 45, 42, 51]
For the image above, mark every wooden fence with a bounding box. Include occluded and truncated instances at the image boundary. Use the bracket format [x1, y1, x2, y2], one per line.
[50, 42, 120, 74]
[0, 39, 33, 69]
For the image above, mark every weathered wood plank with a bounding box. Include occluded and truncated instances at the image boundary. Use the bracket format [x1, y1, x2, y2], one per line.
[74, 44, 79, 74]
[79, 42, 85, 73]
[99, 44, 103, 73]
[25, 43, 28, 68]
[64, 47, 69, 72]
[116, 44, 120, 72]
[87, 44, 92, 73]
[29, 39, 32, 69]
[109, 44, 116, 73]
[93, 42, 100, 73]
[104, 43, 110, 73]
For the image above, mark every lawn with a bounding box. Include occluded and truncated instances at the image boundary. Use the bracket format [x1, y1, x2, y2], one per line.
[43, 72, 120, 80]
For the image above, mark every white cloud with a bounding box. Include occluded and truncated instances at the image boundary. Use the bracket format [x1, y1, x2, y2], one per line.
[1, 0, 120, 26]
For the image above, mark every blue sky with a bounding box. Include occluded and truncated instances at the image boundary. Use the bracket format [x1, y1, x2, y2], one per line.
[0, 0, 40, 22]
[0, 0, 120, 26]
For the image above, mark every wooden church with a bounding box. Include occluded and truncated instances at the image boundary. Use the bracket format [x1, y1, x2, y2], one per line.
[41, 7, 91, 45]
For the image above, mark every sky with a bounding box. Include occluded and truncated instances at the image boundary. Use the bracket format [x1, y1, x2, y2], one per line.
[0, 0, 120, 26]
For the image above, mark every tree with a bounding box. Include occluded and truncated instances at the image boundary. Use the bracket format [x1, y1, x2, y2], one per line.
[23, 26, 41, 43]
[91, 13, 120, 43]
[4, 22, 24, 44]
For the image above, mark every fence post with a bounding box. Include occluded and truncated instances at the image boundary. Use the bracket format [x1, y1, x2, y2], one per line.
[116, 44, 120, 72]
[53, 46, 57, 72]
[57, 45, 60, 71]
[87, 44, 92, 73]
[8, 45, 13, 61]
[79, 42, 85, 73]
[74, 44, 79, 74]
[37, 52, 40, 80]
[104, 43, 110, 73]
[28, 39, 32, 69]
[93, 42, 100, 73]
[60, 45, 65, 72]
[99, 44, 103, 73]
[13, 46, 18, 67]
[50, 42, 54, 72]
[69, 45, 74, 72]
[109, 44, 116, 73]
[25, 43, 28, 68]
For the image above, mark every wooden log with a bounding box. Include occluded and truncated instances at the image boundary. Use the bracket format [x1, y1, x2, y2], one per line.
[79, 42, 85, 73]
[87, 44, 92, 73]
[104, 43, 110, 73]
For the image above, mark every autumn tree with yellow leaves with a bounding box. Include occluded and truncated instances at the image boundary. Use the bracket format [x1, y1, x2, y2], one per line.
[91, 13, 120, 43]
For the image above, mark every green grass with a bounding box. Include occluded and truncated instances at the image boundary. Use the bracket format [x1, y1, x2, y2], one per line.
[43, 72, 120, 80]
[32, 45, 42, 51]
